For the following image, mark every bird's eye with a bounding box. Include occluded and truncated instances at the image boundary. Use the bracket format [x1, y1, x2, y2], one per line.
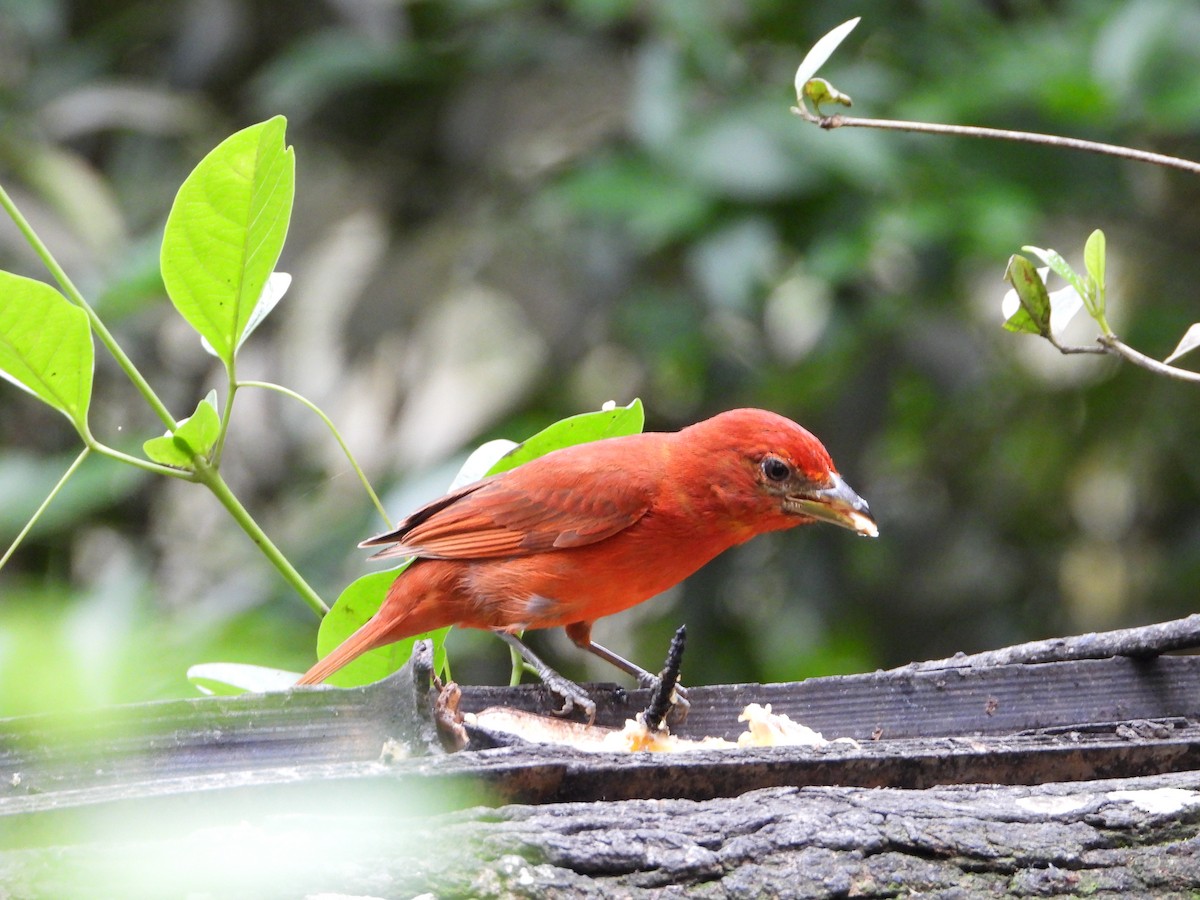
[761, 456, 792, 482]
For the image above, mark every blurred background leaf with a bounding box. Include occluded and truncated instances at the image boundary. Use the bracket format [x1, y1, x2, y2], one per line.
[1, 0, 1199, 716]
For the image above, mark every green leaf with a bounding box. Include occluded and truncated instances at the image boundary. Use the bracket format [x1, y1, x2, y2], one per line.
[0, 270, 93, 432]
[1003, 254, 1052, 336]
[161, 116, 295, 364]
[491, 398, 645, 475]
[1083, 229, 1106, 318]
[803, 77, 853, 113]
[1021, 245, 1088, 307]
[142, 394, 221, 468]
[793, 17, 861, 107]
[200, 271, 291, 358]
[1083, 230, 1106, 290]
[188, 662, 303, 696]
[316, 563, 451, 688]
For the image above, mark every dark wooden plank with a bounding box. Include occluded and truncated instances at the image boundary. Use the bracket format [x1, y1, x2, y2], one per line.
[1, 652, 1199, 833]
[0, 642, 443, 797]
[3, 716, 1199, 839]
[459, 654, 1200, 741]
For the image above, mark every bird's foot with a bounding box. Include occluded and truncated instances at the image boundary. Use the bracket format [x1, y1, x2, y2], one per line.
[497, 631, 597, 724]
[538, 668, 598, 724]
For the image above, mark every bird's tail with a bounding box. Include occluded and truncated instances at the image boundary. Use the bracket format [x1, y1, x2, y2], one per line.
[294, 613, 394, 685]
[294, 564, 458, 686]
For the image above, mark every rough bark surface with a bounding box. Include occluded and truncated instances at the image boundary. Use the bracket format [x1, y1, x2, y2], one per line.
[4, 772, 1200, 898]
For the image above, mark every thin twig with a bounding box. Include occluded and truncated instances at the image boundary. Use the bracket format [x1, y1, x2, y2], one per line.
[1097, 335, 1200, 383]
[0, 447, 90, 573]
[894, 613, 1200, 673]
[238, 380, 392, 528]
[1046, 335, 1200, 380]
[1046, 337, 1107, 356]
[791, 108, 1200, 175]
[1047, 334, 1200, 381]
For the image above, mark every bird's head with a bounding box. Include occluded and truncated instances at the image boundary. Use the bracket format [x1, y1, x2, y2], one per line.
[682, 408, 878, 538]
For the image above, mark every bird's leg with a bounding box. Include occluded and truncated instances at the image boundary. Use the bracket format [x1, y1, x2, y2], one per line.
[579, 638, 659, 686]
[496, 631, 597, 723]
[564, 621, 690, 718]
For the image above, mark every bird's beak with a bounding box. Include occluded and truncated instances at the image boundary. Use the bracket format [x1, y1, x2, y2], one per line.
[786, 473, 878, 537]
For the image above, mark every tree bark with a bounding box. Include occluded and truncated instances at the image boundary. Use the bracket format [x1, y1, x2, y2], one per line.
[3, 771, 1199, 898]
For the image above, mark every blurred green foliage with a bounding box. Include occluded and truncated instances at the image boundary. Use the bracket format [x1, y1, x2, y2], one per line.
[1, 0, 1199, 717]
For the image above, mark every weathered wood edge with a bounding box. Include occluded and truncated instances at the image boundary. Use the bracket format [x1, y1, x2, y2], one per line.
[2, 652, 1199, 836]
[459, 653, 1200, 742]
[3, 717, 1199, 845]
[5, 654, 1198, 798]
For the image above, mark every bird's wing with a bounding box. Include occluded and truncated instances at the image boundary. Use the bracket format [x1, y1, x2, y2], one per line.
[361, 452, 658, 560]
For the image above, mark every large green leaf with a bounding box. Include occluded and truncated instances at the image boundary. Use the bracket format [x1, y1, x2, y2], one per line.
[0, 270, 93, 432]
[161, 116, 295, 364]
[490, 398, 645, 475]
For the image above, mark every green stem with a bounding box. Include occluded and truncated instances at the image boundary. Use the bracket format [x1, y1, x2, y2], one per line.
[0, 447, 91, 574]
[213, 360, 238, 468]
[0, 179, 330, 620]
[238, 380, 393, 528]
[0, 182, 177, 432]
[509, 641, 526, 687]
[84, 432, 197, 479]
[191, 458, 330, 617]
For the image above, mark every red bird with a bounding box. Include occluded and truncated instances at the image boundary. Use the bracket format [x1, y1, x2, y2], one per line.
[297, 408, 877, 716]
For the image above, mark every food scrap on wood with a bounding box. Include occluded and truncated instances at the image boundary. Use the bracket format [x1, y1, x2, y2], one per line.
[462, 702, 838, 753]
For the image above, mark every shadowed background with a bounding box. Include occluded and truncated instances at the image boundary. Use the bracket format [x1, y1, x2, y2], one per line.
[1, 0, 1199, 716]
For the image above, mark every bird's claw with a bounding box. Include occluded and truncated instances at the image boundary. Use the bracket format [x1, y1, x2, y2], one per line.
[540, 669, 597, 724]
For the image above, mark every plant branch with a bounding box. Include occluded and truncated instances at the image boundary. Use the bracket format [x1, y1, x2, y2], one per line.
[1095, 335, 1200, 383]
[238, 379, 392, 528]
[0, 446, 91, 574]
[1047, 338, 1108, 356]
[1045, 333, 1200, 381]
[790, 108, 1200, 175]
[0, 183, 179, 432]
[84, 431, 197, 479]
[190, 458, 330, 617]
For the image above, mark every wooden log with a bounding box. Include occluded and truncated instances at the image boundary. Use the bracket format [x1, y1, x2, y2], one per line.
[2, 770, 1199, 897]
